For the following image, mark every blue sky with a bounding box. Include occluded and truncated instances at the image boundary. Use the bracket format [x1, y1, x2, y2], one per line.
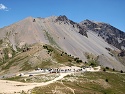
[0, 0, 125, 31]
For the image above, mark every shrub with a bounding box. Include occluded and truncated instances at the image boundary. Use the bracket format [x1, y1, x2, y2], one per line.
[74, 57, 79, 61]
[103, 68, 106, 72]
[121, 70, 123, 73]
[43, 45, 53, 53]
[43, 45, 48, 49]
[84, 61, 87, 64]
[105, 79, 108, 82]
[87, 55, 90, 59]
[106, 67, 109, 69]
[76, 59, 82, 63]
[88, 59, 98, 67]
[48, 49, 53, 52]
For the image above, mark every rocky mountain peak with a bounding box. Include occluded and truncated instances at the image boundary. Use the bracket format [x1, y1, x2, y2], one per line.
[55, 15, 88, 37]
[0, 15, 125, 72]
[56, 15, 68, 22]
[82, 19, 93, 24]
[80, 19, 125, 50]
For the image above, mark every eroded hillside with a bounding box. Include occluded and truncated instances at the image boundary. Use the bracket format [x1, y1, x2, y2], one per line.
[0, 15, 125, 71]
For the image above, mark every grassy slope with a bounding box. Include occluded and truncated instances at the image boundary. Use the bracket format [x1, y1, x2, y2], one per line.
[42, 44, 84, 67]
[32, 72, 125, 94]
[1, 44, 125, 94]
[0, 43, 84, 76]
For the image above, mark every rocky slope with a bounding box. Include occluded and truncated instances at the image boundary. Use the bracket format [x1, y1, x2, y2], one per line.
[80, 19, 125, 50]
[0, 15, 125, 71]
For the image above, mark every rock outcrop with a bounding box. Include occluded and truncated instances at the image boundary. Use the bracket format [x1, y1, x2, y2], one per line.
[80, 19, 125, 50]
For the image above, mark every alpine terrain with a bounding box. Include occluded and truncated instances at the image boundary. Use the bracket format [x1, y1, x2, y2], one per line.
[0, 15, 125, 94]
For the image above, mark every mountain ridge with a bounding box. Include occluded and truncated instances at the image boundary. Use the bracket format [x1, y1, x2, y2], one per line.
[80, 19, 125, 50]
[0, 15, 125, 71]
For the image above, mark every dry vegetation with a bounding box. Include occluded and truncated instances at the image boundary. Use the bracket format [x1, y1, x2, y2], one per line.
[5, 73, 60, 83]
[32, 72, 125, 94]
[0, 43, 85, 77]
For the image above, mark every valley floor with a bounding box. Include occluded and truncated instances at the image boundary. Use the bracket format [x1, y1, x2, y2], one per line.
[0, 66, 100, 94]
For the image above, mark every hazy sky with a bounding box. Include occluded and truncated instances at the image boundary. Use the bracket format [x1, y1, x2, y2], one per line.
[0, 0, 125, 31]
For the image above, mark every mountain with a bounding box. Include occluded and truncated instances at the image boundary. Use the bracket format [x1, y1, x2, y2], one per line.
[80, 19, 125, 50]
[0, 15, 125, 72]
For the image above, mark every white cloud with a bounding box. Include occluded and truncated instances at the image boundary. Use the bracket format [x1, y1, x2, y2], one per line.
[0, 4, 9, 11]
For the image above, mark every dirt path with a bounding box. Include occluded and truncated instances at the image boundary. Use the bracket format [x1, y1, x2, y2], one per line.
[0, 73, 71, 94]
[0, 66, 101, 94]
[60, 79, 75, 94]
